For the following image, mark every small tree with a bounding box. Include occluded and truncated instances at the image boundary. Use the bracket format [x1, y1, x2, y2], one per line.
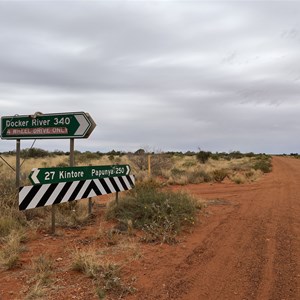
[196, 150, 211, 164]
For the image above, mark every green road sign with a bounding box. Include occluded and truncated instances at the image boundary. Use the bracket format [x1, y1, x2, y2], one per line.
[1, 112, 96, 139]
[29, 165, 131, 185]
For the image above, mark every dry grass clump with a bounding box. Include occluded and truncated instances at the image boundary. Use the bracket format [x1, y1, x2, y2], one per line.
[71, 247, 135, 299]
[0, 229, 26, 269]
[71, 247, 101, 278]
[211, 169, 228, 182]
[31, 254, 53, 284]
[0, 176, 27, 237]
[229, 174, 246, 184]
[25, 255, 54, 299]
[25, 281, 46, 300]
[54, 202, 91, 228]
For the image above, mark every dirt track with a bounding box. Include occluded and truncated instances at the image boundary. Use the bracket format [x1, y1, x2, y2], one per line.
[1, 156, 300, 299]
[128, 156, 300, 300]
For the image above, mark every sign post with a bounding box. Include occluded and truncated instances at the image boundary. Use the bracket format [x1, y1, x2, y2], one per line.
[16, 139, 21, 189]
[1, 111, 96, 234]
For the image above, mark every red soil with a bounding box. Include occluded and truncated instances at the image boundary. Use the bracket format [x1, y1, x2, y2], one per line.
[1, 156, 300, 299]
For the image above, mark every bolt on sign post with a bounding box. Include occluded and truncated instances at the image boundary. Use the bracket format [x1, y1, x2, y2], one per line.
[1, 111, 96, 234]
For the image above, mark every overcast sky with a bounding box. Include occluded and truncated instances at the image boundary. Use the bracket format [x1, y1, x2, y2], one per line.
[0, 1, 299, 154]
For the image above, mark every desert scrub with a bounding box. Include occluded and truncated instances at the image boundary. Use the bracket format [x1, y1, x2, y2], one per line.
[0, 177, 27, 237]
[230, 174, 246, 184]
[106, 180, 199, 243]
[0, 213, 25, 238]
[25, 255, 54, 299]
[0, 229, 26, 269]
[171, 167, 185, 176]
[188, 170, 212, 184]
[71, 248, 134, 298]
[31, 254, 53, 285]
[196, 150, 211, 164]
[252, 155, 272, 173]
[54, 202, 91, 228]
[211, 169, 228, 182]
[71, 247, 101, 278]
[25, 281, 46, 300]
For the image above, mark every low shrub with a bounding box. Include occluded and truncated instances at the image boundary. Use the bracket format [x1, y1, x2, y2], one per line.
[0, 178, 27, 237]
[245, 170, 254, 178]
[171, 168, 185, 176]
[196, 151, 211, 164]
[106, 180, 198, 243]
[167, 175, 189, 186]
[0, 215, 23, 237]
[182, 160, 197, 167]
[151, 154, 173, 176]
[25, 281, 46, 300]
[230, 174, 246, 184]
[71, 248, 100, 279]
[32, 254, 53, 285]
[21, 148, 50, 158]
[253, 156, 272, 173]
[211, 169, 228, 182]
[188, 170, 212, 184]
[75, 151, 101, 164]
[0, 229, 26, 269]
[71, 248, 134, 298]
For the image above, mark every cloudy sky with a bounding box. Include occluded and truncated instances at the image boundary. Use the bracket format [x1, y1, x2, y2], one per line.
[0, 0, 299, 154]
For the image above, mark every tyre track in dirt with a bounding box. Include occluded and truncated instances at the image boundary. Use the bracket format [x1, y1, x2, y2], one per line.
[131, 157, 300, 300]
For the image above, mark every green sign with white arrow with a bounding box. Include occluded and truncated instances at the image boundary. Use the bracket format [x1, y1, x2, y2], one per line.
[29, 165, 131, 185]
[1, 111, 96, 139]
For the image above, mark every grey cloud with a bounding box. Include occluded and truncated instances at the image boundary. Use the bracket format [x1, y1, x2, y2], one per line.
[0, 1, 299, 153]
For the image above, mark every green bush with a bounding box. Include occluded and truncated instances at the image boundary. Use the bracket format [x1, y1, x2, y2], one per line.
[75, 151, 101, 164]
[106, 180, 198, 243]
[21, 148, 50, 158]
[253, 156, 272, 173]
[228, 151, 243, 159]
[210, 153, 220, 160]
[196, 151, 211, 164]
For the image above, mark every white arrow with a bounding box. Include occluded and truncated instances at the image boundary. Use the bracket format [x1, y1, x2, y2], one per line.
[75, 114, 90, 136]
[126, 165, 131, 175]
[31, 168, 40, 184]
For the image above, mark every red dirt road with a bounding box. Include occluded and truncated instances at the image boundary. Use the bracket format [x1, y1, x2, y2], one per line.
[128, 156, 300, 300]
[1, 156, 300, 299]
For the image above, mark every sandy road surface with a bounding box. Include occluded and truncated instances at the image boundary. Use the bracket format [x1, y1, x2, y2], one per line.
[128, 157, 300, 300]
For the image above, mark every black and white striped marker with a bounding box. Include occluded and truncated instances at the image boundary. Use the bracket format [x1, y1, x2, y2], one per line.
[19, 175, 135, 211]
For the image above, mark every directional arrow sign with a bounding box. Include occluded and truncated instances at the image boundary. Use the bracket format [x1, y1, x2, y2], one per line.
[29, 165, 131, 185]
[1, 112, 96, 139]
